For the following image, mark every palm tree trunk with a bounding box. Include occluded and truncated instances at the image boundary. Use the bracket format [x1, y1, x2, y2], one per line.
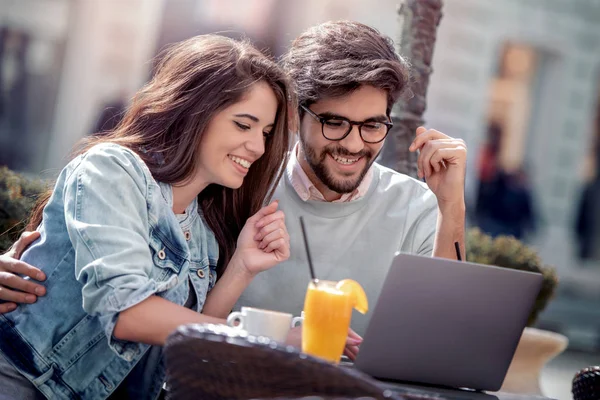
[379, 0, 444, 178]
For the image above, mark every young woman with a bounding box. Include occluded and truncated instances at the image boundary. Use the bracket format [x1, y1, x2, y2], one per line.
[0, 35, 294, 400]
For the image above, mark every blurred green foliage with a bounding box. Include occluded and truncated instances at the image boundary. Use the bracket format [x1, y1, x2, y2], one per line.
[0, 167, 47, 253]
[467, 227, 558, 326]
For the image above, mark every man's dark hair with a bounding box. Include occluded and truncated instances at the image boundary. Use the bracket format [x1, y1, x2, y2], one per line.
[282, 20, 410, 115]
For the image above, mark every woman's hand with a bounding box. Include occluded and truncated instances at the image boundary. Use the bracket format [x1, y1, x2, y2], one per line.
[231, 201, 290, 277]
[203, 202, 289, 318]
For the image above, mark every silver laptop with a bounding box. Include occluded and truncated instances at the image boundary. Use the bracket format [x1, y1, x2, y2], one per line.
[354, 253, 543, 392]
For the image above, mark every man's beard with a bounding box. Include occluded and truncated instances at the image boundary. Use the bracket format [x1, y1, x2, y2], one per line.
[301, 139, 378, 194]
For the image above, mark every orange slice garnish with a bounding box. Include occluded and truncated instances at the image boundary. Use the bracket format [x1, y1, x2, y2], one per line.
[336, 279, 369, 314]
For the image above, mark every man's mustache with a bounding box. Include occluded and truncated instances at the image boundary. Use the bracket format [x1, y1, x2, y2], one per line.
[323, 146, 372, 159]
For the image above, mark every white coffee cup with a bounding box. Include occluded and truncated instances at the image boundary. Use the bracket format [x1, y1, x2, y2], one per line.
[227, 307, 293, 342]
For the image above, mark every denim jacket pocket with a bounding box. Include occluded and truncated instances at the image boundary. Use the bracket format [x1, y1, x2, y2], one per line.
[48, 314, 106, 371]
[148, 233, 187, 278]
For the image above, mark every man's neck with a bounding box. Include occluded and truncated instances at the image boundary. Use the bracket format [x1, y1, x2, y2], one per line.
[297, 146, 343, 202]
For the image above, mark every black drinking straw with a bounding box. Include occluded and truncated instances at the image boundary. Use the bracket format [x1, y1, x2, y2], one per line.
[454, 241, 462, 261]
[299, 216, 317, 282]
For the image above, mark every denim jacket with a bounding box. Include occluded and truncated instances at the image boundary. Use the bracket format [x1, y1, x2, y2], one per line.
[0, 143, 219, 399]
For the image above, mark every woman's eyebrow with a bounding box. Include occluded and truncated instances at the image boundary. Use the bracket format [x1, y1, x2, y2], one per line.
[234, 113, 260, 123]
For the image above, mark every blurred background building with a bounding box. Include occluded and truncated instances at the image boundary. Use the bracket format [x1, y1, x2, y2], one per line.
[424, 0, 600, 358]
[1, 0, 599, 397]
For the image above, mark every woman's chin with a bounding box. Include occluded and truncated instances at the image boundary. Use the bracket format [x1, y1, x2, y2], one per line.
[218, 176, 244, 190]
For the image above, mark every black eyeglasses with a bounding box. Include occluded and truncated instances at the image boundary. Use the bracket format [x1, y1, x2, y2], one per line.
[301, 105, 393, 144]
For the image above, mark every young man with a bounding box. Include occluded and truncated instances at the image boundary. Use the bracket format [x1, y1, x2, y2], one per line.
[238, 21, 467, 335]
[0, 22, 467, 337]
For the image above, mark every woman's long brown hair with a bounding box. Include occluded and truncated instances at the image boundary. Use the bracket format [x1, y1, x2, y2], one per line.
[28, 35, 294, 275]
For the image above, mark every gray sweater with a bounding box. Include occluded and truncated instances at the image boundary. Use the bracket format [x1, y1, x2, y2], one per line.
[238, 163, 438, 336]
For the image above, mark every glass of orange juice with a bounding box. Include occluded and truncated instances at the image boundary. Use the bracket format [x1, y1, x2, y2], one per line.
[301, 279, 368, 363]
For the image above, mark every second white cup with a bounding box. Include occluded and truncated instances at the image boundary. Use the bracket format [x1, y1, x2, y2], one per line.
[291, 311, 305, 327]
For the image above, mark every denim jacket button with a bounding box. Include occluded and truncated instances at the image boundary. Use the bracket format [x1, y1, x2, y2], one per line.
[158, 249, 166, 260]
[184, 231, 191, 241]
[197, 269, 205, 279]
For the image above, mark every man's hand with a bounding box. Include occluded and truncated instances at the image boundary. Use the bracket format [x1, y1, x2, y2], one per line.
[285, 326, 363, 361]
[410, 127, 467, 260]
[343, 328, 362, 361]
[286, 325, 303, 347]
[409, 127, 467, 208]
[0, 231, 46, 314]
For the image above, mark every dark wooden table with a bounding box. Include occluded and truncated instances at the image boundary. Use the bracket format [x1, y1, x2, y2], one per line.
[338, 361, 556, 400]
[164, 324, 561, 400]
[376, 380, 557, 400]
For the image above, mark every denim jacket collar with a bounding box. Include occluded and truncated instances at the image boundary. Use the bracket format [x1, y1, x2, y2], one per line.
[157, 182, 199, 231]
